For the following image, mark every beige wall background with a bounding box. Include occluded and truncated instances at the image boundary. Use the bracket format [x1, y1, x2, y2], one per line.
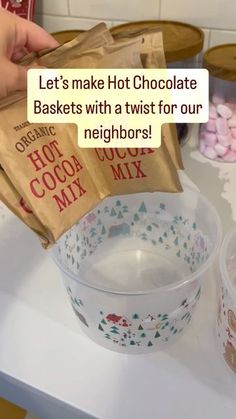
[35, 0, 236, 51]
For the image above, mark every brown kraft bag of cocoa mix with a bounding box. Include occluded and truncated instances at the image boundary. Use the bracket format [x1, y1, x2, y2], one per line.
[0, 24, 181, 247]
[112, 28, 183, 170]
[0, 23, 115, 246]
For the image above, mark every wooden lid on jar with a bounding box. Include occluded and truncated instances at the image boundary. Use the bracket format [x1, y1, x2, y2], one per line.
[204, 44, 236, 81]
[111, 20, 204, 63]
[52, 30, 85, 44]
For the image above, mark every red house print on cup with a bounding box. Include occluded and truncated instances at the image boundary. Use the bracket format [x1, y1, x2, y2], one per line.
[106, 314, 132, 327]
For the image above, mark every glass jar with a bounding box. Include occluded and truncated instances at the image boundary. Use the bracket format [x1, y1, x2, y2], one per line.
[199, 44, 236, 162]
[111, 20, 204, 146]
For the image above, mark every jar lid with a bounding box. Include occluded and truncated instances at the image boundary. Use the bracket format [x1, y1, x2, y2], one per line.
[203, 44, 236, 81]
[111, 20, 204, 62]
[52, 30, 85, 44]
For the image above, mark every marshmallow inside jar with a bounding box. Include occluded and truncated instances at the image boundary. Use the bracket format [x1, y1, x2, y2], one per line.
[200, 44, 236, 162]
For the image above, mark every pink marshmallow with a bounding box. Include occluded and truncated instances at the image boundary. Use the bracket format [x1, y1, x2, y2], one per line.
[223, 150, 236, 162]
[212, 94, 225, 105]
[227, 97, 236, 105]
[225, 103, 236, 112]
[209, 104, 217, 119]
[217, 134, 233, 147]
[199, 126, 205, 136]
[200, 124, 207, 133]
[199, 140, 206, 154]
[214, 143, 228, 156]
[231, 128, 236, 139]
[206, 119, 216, 132]
[231, 141, 236, 152]
[204, 146, 218, 160]
[199, 133, 205, 143]
[228, 116, 236, 128]
[216, 117, 229, 135]
[204, 132, 217, 146]
[217, 104, 233, 119]
[199, 95, 236, 162]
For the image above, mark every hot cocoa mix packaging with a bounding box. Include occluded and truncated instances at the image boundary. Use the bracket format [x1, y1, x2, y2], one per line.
[36, 23, 115, 67]
[0, 24, 114, 247]
[0, 24, 182, 248]
[112, 28, 183, 170]
[0, 165, 50, 247]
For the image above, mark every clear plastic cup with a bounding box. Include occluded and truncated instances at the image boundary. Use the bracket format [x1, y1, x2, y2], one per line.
[217, 228, 236, 374]
[52, 184, 222, 353]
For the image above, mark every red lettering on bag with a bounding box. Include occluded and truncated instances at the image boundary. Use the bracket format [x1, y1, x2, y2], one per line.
[30, 178, 45, 198]
[19, 197, 33, 214]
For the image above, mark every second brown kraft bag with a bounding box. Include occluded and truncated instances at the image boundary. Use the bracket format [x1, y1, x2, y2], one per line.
[0, 165, 51, 247]
[112, 28, 183, 170]
[0, 24, 181, 247]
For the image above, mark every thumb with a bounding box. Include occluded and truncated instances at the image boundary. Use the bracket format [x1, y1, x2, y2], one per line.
[3, 62, 28, 96]
[0, 60, 46, 99]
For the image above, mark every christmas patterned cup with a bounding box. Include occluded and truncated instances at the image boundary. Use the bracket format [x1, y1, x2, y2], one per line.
[217, 228, 236, 373]
[52, 186, 221, 353]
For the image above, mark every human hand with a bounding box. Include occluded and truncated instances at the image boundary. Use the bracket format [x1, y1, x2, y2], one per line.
[0, 8, 59, 98]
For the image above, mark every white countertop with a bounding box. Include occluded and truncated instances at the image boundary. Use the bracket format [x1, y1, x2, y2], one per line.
[1, 131, 236, 419]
